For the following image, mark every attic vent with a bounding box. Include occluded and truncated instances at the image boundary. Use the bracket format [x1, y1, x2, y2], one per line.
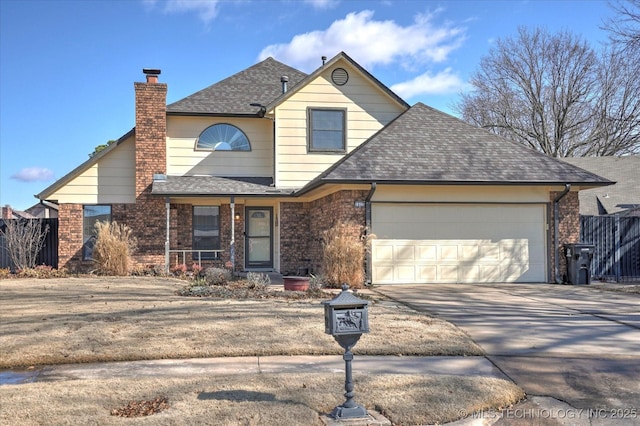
[331, 68, 349, 86]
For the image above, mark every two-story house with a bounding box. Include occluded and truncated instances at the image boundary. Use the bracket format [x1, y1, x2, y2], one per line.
[36, 52, 611, 284]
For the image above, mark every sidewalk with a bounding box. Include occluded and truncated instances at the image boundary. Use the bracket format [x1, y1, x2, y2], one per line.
[2, 355, 504, 384]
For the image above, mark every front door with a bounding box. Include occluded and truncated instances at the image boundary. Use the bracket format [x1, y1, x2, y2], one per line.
[245, 207, 273, 269]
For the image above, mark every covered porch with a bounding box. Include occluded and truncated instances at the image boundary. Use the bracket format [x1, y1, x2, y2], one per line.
[151, 175, 293, 274]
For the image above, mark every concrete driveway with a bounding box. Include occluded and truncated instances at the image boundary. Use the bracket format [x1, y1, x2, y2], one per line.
[375, 283, 640, 424]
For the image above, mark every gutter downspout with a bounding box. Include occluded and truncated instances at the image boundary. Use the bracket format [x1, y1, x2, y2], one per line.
[364, 182, 377, 286]
[165, 197, 170, 274]
[553, 184, 571, 283]
[230, 196, 236, 273]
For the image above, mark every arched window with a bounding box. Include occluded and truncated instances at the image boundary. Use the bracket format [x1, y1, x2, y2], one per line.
[196, 123, 251, 151]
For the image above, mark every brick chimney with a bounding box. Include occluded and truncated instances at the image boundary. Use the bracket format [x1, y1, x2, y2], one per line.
[2, 205, 13, 219]
[134, 69, 167, 197]
[131, 69, 168, 267]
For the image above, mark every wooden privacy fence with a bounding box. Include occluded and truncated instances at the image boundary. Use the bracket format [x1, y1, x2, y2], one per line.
[0, 218, 58, 271]
[580, 215, 640, 282]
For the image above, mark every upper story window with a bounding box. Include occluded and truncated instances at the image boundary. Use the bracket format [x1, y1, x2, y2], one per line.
[308, 108, 346, 153]
[196, 123, 251, 151]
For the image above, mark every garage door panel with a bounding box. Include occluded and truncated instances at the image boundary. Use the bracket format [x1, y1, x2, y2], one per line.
[481, 265, 502, 282]
[438, 265, 459, 282]
[440, 245, 459, 260]
[461, 245, 479, 260]
[373, 265, 394, 283]
[372, 204, 546, 284]
[417, 244, 437, 260]
[373, 243, 394, 261]
[396, 265, 417, 281]
[396, 245, 416, 261]
[480, 244, 500, 260]
[460, 265, 481, 282]
[417, 265, 437, 281]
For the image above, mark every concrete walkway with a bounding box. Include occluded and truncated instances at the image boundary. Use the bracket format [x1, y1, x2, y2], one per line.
[375, 283, 640, 425]
[1, 355, 503, 385]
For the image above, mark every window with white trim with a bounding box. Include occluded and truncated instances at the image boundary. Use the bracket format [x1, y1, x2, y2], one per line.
[196, 123, 251, 151]
[308, 108, 346, 152]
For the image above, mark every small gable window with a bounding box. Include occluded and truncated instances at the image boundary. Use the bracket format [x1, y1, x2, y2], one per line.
[196, 123, 251, 151]
[308, 108, 346, 152]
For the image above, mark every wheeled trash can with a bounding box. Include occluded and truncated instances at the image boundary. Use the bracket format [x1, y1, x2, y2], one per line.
[564, 243, 595, 285]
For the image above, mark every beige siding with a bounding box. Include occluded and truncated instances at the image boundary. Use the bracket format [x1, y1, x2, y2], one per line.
[167, 116, 273, 177]
[48, 136, 136, 204]
[372, 185, 551, 203]
[274, 61, 405, 188]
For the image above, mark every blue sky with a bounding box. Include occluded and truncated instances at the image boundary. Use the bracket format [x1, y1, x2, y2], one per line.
[0, 0, 613, 210]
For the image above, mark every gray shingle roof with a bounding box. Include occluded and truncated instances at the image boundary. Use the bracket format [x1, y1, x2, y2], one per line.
[302, 103, 614, 189]
[560, 156, 639, 215]
[166, 58, 307, 115]
[151, 176, 293, 197]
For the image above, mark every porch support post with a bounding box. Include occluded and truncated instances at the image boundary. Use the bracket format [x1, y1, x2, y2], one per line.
[165, 197, 170, 274]
[230, 196, 235, 271]
[364, 182, 377, 286]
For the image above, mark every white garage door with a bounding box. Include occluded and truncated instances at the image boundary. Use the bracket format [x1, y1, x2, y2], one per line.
[372, 204, 546, 284]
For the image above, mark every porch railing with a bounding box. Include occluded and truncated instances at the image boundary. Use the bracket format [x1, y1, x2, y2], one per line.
[169, 249, 223, 267]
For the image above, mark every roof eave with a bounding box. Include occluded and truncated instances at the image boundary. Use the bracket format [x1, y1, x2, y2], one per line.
[166, 111, 263, 118]
[295, 178, 615, 196]
[150, 192, 295, 198]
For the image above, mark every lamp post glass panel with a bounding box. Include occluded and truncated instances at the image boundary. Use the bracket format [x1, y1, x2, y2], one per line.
[323, 284, 370, 419]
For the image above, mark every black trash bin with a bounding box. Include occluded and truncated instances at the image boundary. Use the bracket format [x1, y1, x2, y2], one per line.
[564, 243, 595, 285]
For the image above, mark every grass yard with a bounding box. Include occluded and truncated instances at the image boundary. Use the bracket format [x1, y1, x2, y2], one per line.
[0, 277, 524, 425]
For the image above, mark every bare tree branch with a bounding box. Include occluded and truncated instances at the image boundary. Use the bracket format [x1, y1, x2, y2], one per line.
[0, 219, 50, 270]
[455, 26, 640, 157]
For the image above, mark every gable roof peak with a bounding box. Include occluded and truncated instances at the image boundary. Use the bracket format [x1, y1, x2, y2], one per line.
[166, 56, 307, 116]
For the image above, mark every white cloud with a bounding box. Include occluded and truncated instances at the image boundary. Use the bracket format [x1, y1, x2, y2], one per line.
[11, 167, 55, 183]
[303, 0, 339, 9]
[390, 68, 468, 98]
[258, 9, 466, 72]
[144, 0, 221, 24]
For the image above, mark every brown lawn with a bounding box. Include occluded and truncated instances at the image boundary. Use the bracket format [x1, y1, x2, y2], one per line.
[0, 277, 524, 425]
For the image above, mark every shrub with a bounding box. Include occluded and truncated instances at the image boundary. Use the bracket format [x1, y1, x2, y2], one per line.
[0, 268, 10, 279]
[246, 272, 271, 290]
[191, 263, 203, 276]
[92, 221, 137, 276]
[15, 264, 66, 279]
[321, 222, 368, 289]
[204, 267, 231, 286]
[308, 273, 324, 291]
[0, 218, 49, 270]
[171, 263, 188, 275]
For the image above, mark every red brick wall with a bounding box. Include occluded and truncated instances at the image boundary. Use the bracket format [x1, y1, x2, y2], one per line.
[550, 190, 580, 281]
[280, 190, 367, 276]
[219, 204, 245, 271]
[279, 202, 310, 274]
[130, 78, 168, 268]
[57, 203, 84, 269]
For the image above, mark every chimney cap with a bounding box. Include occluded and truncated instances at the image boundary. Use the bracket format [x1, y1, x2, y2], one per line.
[143, 68, 161, 75]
